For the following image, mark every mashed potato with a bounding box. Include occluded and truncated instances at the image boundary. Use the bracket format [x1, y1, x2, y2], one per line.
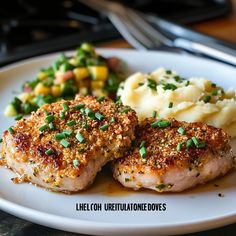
[118, 68, 236, 137]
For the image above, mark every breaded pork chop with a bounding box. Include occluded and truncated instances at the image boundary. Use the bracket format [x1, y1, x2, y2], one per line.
[1, 95, 138, 193]
[113, 118, 235, 192]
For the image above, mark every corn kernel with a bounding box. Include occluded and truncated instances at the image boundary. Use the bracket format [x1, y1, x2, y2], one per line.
[52, 85, 62, 97]
[73, 68, 89, 81]
[91, 81, 104, 89]
[37, 72, 47, 81]
[88, 66, 108, 81]
[34, 83, 51, 96]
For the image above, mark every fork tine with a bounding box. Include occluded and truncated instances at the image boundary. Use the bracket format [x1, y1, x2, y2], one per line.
[125, 9, 172, 46]
[108, 13, 149, 50]
[115, 14, 155, 48]
[79, 0, 160, 49]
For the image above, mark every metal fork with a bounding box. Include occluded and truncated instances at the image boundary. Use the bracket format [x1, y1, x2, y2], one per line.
[80, 0, 236, 66]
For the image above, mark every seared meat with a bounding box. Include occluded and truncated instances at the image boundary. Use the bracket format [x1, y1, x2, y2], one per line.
[1, 95, 138, 193]
[113, 118, 235, 192]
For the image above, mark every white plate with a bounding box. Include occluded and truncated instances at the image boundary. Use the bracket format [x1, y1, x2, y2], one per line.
[0, 49, 236, 236]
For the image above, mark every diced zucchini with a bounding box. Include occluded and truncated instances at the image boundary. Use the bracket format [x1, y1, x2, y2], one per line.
[73, 68, 89, 81]
[81, 43, 94, 53]
[18, 93, 31, 103]
[60, 80, 78, 96]
[34, 83, 51, 96]
[22, 102, 36, 114]
[11, 97, 22, 112]
[92, 89, 107, 97]
[4, 104, 18, 117]
[59, 62, 74, 72]
[88, 66, 108, 81]
[79, 87, 89, 95]
[105, 73, 120, 93]
[69, 58, 77, 66]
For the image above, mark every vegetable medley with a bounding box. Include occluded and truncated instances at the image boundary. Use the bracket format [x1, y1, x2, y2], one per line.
[5, 43, 126, 118]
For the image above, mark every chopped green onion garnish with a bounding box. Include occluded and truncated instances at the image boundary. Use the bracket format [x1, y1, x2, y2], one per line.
[67, 120, 76, 126]
[203, 95, 211, 103]
[45, 148, 54, 155]
[55, 133, 66, 140]
[166, 70, 172, 74]
[186, 139, 193, 149]
[49, 123, 55, 130]
[191, 137, 206, 148]
[163, 83, 177, 91]
[59, 111, 65, 119]
[147, 78, 157, 91]
[197, 141, 206, 148]
[43, 109, 49, 115]
[95, 112, 104, 121]
[0, 138, 2, 143]
[177, 127, 186, 135]
[152, 111, 157, 118]
[39, 124, 48, 132]
[151, 120, 171, 128]
[62, 102, 69, 111]
[140, 141, 146, 148]
[73, 104, 85, 111]
[85, 108, 95, 119]
[139, 146, 147, 158]
[191, 136, 199, 146]
[120, 107, 130, 113]
[185, 81, 190, 86]
[110, 117, 116, 123]
[174, 75, 183, 83]
[8, 127, 15, 134]
[138, 82, 144, 86]
[63, 130, 73, 137]
[76, 132, 85, 143]
[115, 96, 122, 105]
[168, 102, 173, 108]
[97, 96, 105, 102]
[212, 90, 218, 96]
[80, 108, 85, 114]
[100, 124, 109, 131]
[60, 139, 70, 148]
[15, 114, 23, 121]
[82, 121, 87, 129]
[73, 159, 80, 167]
[176, 141, 185, 151]
[46, 114, 54, 124]
[211, 83, 216, 88]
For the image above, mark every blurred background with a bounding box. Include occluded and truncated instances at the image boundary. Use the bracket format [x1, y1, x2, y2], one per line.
[1, 0, 236, 66]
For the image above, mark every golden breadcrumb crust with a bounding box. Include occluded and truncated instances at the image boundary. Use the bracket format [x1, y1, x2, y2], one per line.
[1, 95, 138, 180]
[114, 118, 231, 175]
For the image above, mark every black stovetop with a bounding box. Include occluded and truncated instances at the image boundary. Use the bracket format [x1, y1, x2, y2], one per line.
[0, 0, 232, 66]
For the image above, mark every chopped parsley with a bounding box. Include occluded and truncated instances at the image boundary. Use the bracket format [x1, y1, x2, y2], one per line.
[147, 78, 157, 91]
[163, 83, 177, 91]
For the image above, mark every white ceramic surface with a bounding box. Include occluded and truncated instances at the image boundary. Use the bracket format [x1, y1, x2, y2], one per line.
[0, 49, 236, 236]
